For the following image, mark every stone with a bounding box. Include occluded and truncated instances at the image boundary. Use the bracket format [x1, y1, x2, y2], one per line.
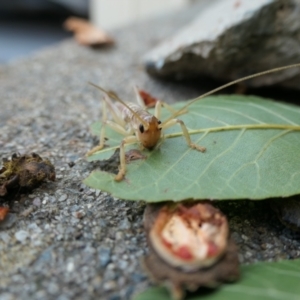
[144, 0, 300, 89]
[0, 232, 11, 243]
[98, 247, 111, 268]
[15, 230, 29, 243]
[58, 194, 68, 202]
[32, 197, 41, 207]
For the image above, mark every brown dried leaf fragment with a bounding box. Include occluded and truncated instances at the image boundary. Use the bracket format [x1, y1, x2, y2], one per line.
[0, 153, 55, 198]
[0, 207, 9, 221]
[143, 202, 239, 300]
[138, 89, 159, 108]
[125, 149, 147, 163]
[64, 17, 114, 46]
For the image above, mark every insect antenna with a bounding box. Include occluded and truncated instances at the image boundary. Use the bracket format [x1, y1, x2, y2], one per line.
[89, 82, 149, 129]
[161, 63, 300, 126]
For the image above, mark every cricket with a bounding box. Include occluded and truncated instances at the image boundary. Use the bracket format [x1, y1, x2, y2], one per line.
[86, 63, 300, 181]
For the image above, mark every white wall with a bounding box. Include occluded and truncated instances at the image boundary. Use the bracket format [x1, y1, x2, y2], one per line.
[90, 0, 188, 30]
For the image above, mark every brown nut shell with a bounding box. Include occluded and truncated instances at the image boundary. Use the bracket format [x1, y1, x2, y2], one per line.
[143, 202, 239, 300]
[148, 202, 229, 271]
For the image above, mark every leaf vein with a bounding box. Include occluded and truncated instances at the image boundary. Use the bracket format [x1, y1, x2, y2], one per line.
[189, 111, 230, 126]
[196, 103, 264, 124]
[184, 129, 246, 193]
[248, 102, 298, 125]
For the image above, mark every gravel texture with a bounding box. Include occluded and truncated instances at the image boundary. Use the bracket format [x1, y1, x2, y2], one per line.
[1, 5, 300, 300]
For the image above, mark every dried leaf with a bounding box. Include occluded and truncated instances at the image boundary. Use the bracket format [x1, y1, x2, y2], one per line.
[0, 207, 9, 221]
[138, 89, 159, 108]
[64, 17, 114, 46]
[125, 149, 147, 163]
[0, 153, 55, 198]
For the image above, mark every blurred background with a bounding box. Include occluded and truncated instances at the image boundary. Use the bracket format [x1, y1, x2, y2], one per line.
[0, 0, 194, 63]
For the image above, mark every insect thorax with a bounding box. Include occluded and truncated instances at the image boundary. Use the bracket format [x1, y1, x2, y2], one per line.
[122, 103, 152, 128]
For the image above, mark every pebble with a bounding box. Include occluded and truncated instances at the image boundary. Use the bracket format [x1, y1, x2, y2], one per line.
[245, 251, 253, 259]
[58, 194, 68, 202]
[119, 260, 128, 270]
[241, 234, 249, 241]
[115, 232, 124, 240]
[28, 223, 42, 233]
[0, 232, 11, 243]
[67, 261, 75, 272]
[15, 230, 29, 243]
[98, 247, 111, 268]
[103, 281, 117, 291]
[33, 197, 41, 207]
[34, 247, 53, 264]
[261, 243, 274, 250]
[119, 218, 131, 230]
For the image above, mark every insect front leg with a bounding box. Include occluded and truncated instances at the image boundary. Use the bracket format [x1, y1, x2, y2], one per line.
[87, 119, 134, 156]
[86, 96, 129, 156]
[161, 118, 206, 152]
[115, 135, 139, 181]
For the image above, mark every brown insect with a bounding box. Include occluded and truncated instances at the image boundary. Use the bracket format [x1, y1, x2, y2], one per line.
[86, 63, 300, 181]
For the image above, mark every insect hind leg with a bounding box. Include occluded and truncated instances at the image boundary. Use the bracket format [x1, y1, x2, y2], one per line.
[161, 118, 206, 152]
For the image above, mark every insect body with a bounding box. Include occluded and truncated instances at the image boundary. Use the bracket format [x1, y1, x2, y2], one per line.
[87, 63, 300, 181]
[86, 84, 206, 181]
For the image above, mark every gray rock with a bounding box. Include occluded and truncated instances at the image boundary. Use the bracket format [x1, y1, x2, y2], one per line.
[144, 0, 300, 88]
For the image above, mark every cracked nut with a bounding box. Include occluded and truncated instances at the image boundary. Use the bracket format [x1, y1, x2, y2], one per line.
[149, 201, 229, 271]
[143, 202, 239, 300]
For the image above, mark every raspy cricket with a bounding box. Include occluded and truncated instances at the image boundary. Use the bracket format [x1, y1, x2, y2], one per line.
[86, 63, 300, 181]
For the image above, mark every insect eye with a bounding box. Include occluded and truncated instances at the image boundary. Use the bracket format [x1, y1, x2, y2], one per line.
[139, 124, 144, 133]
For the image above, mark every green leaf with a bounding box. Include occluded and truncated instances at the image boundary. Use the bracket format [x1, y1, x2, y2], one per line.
[84, 95, 300, 202]
[133, 259, 300, 300]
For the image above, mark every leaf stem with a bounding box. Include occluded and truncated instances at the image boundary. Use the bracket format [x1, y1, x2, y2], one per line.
[165, 124, 300, 139]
